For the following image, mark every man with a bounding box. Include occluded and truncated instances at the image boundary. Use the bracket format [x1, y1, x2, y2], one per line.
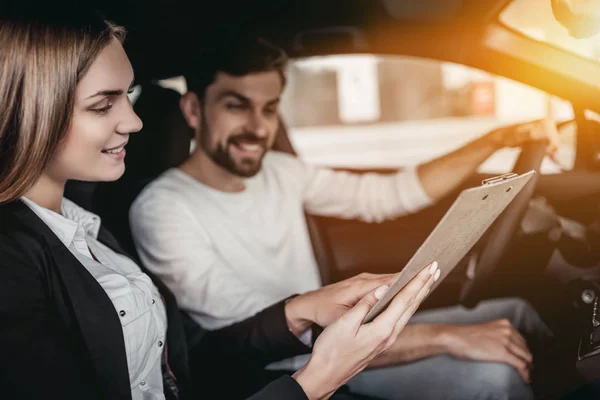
[130, 38, 554, 399]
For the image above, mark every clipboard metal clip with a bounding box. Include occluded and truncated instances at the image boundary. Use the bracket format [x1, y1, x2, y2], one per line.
[482, 173, 518, 186]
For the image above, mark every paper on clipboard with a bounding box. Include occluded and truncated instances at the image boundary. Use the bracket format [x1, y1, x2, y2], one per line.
[362, 170, 536, 324]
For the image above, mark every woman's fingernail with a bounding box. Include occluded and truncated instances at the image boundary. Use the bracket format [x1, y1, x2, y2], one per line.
[429, 261, 438, 276]
[434, 269, 441, 281]
[374, 285, 389, 300]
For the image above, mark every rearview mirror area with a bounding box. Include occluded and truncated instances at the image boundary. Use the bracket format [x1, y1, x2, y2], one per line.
[551, 0, 600, 38]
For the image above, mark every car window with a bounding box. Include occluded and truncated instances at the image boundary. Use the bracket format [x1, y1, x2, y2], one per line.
[128, 84, 143, 105]
[279, 55, 575, 174]
[157, 76, 187, 95]
[501, 0, 600, 64]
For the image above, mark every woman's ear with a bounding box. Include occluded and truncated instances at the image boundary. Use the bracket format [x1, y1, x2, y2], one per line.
[180, 92, 202, 130]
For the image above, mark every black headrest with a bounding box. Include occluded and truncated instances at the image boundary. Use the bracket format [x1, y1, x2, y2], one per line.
[126, 84, 193, 179]
[90, 83, 193, 256]
[129, 83, 295, 169]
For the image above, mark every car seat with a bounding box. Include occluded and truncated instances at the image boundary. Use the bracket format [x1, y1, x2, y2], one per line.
[91, 83, 194, 257]
[87, 82, 333, 284]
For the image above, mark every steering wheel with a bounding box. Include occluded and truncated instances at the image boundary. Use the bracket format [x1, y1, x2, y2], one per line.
[460, 141, 547, 307]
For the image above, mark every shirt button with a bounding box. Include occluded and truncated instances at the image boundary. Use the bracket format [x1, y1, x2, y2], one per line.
[140, 380, 146, 386]
[119, 310, 126, 317]
[152, 299, 156, 304]
[158, 340, 163, 347]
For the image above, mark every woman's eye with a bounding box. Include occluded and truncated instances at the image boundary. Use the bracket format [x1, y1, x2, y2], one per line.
[91, 104, 113, 115]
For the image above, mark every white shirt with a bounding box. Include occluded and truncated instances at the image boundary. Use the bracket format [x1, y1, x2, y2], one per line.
[130, 151, 431, 331]
[22, 197, 168, 400]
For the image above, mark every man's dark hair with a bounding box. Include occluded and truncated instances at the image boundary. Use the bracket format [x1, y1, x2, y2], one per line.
[185, 37, 288, 98]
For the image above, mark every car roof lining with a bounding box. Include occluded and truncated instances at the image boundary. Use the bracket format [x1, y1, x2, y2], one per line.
[10, 0, 596, 110]
[91, 0, 508, 81]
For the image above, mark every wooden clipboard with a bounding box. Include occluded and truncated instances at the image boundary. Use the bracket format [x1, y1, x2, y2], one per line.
[362, 170, 536, 323]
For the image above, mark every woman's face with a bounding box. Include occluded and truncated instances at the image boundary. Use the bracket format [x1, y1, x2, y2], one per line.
[47, 38, 142, 183]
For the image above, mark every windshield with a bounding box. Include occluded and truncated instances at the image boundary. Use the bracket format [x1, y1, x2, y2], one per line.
[279, 55, 574, 174]
[501, 0, 600, 63]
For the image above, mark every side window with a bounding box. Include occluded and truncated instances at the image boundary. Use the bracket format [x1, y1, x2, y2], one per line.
[280, 55, 575, 174]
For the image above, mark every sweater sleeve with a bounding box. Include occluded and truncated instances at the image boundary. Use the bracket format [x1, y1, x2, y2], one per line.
[246, 376, 308, 400]
[302, 164, 433, 223]
[186, 299, 311, 399]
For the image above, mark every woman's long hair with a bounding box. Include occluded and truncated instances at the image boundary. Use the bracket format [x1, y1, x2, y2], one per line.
[0, 10, 125, 203]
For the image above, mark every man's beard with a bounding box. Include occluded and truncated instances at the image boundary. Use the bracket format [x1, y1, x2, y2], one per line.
[199, 115, 268, 178]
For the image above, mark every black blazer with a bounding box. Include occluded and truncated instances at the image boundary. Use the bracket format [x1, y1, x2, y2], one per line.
[0, 200, 311, 399]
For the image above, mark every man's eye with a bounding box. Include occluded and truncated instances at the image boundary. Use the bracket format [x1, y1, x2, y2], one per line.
[264, 108, 277, 116]
[226, 103, 245, 110]
[91, 104, 113, 115]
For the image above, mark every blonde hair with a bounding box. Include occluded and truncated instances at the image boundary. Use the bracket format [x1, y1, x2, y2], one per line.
[0, 13, 125, 203]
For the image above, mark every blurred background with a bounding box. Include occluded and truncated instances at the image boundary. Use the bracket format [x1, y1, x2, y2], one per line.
[154, 0, 600, 176]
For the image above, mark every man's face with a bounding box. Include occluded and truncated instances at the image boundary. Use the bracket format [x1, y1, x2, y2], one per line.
[198, 71, 282, 177]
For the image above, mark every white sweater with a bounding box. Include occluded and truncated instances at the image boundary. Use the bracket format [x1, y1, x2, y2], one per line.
[130, 151, 432, 330]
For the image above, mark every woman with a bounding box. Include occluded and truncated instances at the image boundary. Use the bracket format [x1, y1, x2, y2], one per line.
[0, 10, 439, 400]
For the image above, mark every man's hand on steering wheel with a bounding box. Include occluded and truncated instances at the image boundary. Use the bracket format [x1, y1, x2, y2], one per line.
[460, 119, 557, 307]
[487, 118, 560, 161]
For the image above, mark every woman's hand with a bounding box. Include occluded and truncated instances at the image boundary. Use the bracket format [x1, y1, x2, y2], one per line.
[293, 262, 440, 400]
[284, 273, 398, 336]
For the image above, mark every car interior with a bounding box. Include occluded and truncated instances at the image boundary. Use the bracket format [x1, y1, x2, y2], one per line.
[58, 0, 600, 397]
